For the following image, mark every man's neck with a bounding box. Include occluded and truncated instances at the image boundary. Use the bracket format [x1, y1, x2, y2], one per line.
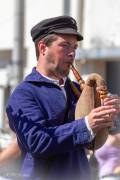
[36, 66, 63, 81]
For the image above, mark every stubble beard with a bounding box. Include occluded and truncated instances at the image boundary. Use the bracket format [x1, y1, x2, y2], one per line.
[46, 53, 70, 78]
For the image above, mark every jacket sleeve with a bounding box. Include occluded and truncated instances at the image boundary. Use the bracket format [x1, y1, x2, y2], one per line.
[6, 88, 92, 158]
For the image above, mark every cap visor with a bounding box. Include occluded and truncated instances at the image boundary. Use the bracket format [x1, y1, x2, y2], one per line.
[52, 28, 83, 41]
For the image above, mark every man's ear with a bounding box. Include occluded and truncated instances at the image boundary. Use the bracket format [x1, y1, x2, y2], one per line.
[38, 41, 46, 55]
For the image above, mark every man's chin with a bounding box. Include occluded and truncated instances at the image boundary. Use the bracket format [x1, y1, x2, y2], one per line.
[58, 68, 70, 78]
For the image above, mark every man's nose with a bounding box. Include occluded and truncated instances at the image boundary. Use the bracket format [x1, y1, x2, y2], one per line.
[68, 50, 75, 58]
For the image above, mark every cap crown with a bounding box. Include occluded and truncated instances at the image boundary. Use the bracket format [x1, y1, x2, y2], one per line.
[31, 15, 83, 42]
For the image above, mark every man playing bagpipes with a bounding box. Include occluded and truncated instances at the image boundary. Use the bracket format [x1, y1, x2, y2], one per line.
[6, 16, 120, 180]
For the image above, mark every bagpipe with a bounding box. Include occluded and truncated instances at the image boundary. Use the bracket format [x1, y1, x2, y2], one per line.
[70, 65, 109, 150]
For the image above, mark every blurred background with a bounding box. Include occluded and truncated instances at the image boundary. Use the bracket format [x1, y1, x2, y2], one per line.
[0, 0, 120, 178]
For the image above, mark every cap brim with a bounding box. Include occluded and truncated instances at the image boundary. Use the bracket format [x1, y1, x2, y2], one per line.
[52, 28, 83, 41]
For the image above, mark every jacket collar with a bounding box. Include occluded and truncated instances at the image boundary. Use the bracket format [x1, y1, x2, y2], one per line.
[25, 67, 67, 86]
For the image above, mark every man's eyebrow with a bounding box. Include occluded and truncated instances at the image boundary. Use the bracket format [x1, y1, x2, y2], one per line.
[61, 41, 78, 47]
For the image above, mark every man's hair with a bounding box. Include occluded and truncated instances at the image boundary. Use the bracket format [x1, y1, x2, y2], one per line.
[35, 34, 58, 60]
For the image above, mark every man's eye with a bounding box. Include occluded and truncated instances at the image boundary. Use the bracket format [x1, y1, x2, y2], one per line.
[62, 44, 68, 47]
[61, 44, 69, 49]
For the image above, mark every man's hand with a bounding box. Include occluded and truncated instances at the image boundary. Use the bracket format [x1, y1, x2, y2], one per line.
[104, 94, 120, 113]
[87, 105, 116, 134]
[87, 94, 120, 134]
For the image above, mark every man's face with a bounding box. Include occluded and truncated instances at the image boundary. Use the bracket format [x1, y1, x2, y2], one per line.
[44, 34, 78, 79]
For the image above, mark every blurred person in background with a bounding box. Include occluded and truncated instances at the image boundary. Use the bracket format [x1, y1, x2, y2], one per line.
[95, 117, 120, 180]
[0, 138, 21, 164]
[0, 138, 21, 179]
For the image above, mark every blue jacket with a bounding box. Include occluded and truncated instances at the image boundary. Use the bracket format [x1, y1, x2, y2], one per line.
[6, 68, 92, 180]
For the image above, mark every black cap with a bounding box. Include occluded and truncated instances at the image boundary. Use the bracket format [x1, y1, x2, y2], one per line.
[31, 15, 83, 42]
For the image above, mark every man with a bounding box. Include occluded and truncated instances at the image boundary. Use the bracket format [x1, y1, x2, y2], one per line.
[6, 16, 120, 180]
